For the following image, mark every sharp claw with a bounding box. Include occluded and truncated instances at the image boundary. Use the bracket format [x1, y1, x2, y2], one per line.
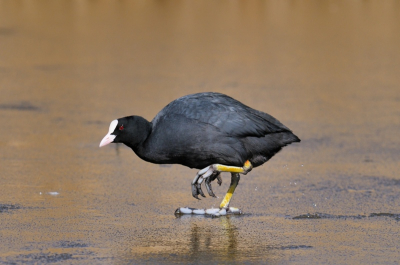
[205, 178, 216, 197]
[197, 183, 206, 197]
[191, 165, 221, 200]
[192, 183, 200, 200]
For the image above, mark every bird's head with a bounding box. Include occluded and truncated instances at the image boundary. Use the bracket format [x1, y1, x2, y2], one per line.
[99, 116, 152, 148]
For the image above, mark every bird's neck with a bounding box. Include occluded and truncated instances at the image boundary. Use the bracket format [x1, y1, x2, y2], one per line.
[125, 116, 152, 150]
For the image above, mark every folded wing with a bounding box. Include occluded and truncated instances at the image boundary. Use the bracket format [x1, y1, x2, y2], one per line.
[152, 92, 292, 138]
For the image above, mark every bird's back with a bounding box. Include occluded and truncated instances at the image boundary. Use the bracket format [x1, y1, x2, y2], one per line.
[153, 92, 290, 136]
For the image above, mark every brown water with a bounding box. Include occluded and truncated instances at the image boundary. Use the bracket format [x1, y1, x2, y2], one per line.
[1, 1, 400, 264]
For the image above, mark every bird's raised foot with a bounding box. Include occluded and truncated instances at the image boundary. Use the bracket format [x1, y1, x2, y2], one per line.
[174, 207, 242, 217]
[191, 161, 252, 200]
[191, 166, 221, 199]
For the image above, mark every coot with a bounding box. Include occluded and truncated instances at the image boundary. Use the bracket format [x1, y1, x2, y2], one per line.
[100, 92, 300, 216]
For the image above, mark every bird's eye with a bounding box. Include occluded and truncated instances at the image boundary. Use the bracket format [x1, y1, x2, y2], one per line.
[119, 125, 124, 131]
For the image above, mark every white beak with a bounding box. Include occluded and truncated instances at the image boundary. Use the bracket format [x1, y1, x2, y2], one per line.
[99, 133, 116, 147]
[99, 119, 118, 147]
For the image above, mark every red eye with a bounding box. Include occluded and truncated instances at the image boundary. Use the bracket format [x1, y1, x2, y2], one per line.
[119, 125, 124, 131]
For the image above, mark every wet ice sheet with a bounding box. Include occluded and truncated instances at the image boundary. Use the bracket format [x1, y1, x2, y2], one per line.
[1, 1, 400, 264]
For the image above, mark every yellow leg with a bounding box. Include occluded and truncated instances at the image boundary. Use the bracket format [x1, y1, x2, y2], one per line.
[191, 160, 252, 204]
[216, 161, 252, 209]
[220, 173, 240, 208]
[214, 160, 253, 174]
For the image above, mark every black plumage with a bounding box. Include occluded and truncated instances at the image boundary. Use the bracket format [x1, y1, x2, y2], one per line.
[104, 92, 300, 169]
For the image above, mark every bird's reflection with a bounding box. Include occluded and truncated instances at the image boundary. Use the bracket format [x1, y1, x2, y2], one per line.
[121, 214, 277, 264]
[187, 216, 239, 262]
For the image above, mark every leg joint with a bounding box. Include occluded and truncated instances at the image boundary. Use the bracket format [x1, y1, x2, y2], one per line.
[241, 160, 253, 175]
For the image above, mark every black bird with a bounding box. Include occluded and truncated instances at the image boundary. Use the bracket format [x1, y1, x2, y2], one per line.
[100, 92, 300, 216]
